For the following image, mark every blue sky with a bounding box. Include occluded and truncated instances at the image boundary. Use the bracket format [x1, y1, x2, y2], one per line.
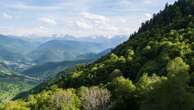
[0, 0, 176, 37]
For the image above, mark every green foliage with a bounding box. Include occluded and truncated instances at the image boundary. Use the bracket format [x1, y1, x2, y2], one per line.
[136, 74, 166, 96]
[111, 76, 135, 96]
[0, 81, 35, 103]
[0, 101, 29, 110]
[140, 58, 194, 110]
[166, 57, 190, 75]
[13, 88, 81, 110]
[110, 76, 136, 110]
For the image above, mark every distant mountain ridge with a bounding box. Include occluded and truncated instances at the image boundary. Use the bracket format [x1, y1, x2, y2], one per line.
[0, 34, 127, 103]
[0, 35, 36, 61]
[0, 34, 127, 77]
[76, 48, 112, 60]
[0, 34, 127, 64]
[22, 48, 111, 80]
[28, 39, 102, 63]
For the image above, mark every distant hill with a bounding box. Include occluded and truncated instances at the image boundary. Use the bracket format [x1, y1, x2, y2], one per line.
[22, 59, 93, 80]
[0, 35, 125, 74]
[0, 35, 127, 65]
[76, 48, 111, 60]
[0, 35, 37, 61]
[58, 35, 128, 48]
[22, 48, 111, 80]
[28, 40, 106, 64]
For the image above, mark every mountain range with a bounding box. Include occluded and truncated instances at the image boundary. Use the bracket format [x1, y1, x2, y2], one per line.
[0, 34, 127, 103]
[0, 34, 127, 70]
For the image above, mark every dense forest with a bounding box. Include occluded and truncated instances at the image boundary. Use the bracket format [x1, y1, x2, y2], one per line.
[1, 0, 194, 110]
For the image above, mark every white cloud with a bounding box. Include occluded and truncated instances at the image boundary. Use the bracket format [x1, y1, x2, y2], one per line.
[73, 12, 130, 36]
[75, 21, 92, 29]
[145, 13, 152, 19]
[144, 0, 153, 4]
[143, 0, 160, 4]
[2, 12, 13, 19]
[79, 12, 110, 28]
[39, 17, 57, 25]
[81, 12, 109, 23]
[11, 3, 63, 11]
[0, 26, 50, 36]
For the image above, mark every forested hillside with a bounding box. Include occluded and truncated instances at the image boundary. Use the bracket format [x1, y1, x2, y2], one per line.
[2, 0, 194, 110]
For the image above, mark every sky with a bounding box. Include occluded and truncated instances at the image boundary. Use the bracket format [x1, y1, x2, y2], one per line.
[0, 0, 177, 37]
